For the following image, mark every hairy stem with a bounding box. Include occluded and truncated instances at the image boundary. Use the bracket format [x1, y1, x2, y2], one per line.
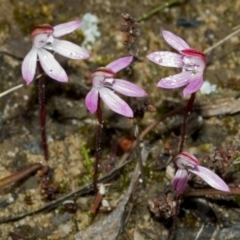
[93, 96, 103, 192]
[169, 93, 196, 240]
[179, 93, 196, 153]
[37, 63, 49, 162]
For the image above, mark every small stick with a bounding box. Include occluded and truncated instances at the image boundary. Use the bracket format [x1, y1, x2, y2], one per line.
[0, 163, 43, 189]
[0, 84, 23, 98]
[184, 187, 240, 197]
[204, 27, 240, 54]
[137, 0, 180, 22]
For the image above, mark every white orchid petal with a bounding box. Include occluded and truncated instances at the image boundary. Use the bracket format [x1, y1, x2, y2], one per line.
[99, 88, 133, 117]
[106, 56, 133, 73]
[183, 73, 204, 96]
[52, 39, 90, 59]
[162, 30, 190, 52]
[157, 71, 192, 89]
[147, 51, 183, 68]
[21, 48, 38, 84]
[189, 166, 230, 192]
[53, 20, 82, 37]
[112, 79, 147, 97]
[173, 169, 189, 193]
[85, 88, 99, 113]
[38, 49, 68, 82]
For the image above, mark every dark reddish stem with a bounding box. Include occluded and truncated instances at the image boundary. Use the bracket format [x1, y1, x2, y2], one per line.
[93, 95, 103, 192]
[37, 63, 49, 162]
[91, 189, 103, 213]
[179, 93, 196, 153]
[169, 93, 196, 240]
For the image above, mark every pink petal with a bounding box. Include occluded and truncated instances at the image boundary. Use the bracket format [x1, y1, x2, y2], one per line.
[112, 79, 147, 97]
[183, 74, 203, 96]
[147, 51, 183, 68]
[21, 48, 38, 84]
[157, 71, 192, 88]
[99, 87, 133, 117]
[189, 166, 230, 192]
[53, 39, 90, 59]
[53, 20, 82, 37]
[162, 30, 190, 52]
[85, 88, 99, 113]
[38, 49, 68, 82]
[173, 169, 189, 193]
[106, 56, 133, 73]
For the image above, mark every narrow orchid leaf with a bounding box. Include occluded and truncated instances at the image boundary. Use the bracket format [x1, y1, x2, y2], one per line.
[53, 39, 90, 59]
[99, 88, 133, 117]
[53, 20, 82, 37]
[147, 51, 183, 68]
[38, 49, 68, 82]
[189, 166, 230, 192]
[85, 88, 99, 113]
[162, 30, 190, 51]
[112, 79, 147, 97]
[21, 48, 38, 84]
[106, 56, 133, 73]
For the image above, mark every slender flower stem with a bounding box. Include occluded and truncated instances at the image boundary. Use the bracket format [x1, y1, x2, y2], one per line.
[179, 93, 196, 153]
[169, 93, 195, 240]
[37, 63, 49, 162]
[168, 195, 183, 240]
[93, 95, 103, 192]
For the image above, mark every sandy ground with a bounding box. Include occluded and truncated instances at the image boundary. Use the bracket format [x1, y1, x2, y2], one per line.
[0, 0, 240, 239]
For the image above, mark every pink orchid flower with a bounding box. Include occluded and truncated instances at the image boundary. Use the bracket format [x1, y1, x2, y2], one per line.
[173, 152, 230, 193]
[22, 20, 90, 84]
[85, 56, 147, 117]
[147, 30, 206, 96]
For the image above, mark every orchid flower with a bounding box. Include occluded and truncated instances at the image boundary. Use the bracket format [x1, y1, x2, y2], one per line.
[85, 56, 147, 117]
[147, 30, 206, 96]
[173, 152, 230, 193]
[22, 20, 90, 84]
